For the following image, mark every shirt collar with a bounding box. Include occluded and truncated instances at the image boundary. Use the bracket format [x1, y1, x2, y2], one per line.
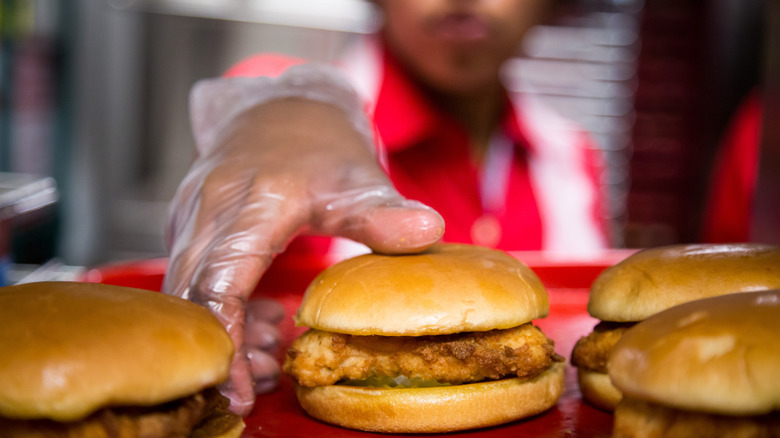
[501, 97, 536, 156]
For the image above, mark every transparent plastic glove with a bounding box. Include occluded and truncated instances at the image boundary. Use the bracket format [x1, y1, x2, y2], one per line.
[162, 66, 444, 416]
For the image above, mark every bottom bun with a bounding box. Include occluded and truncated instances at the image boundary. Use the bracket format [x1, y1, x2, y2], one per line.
[577, 368, 622, 411]
[613, 397, 780, 438]
[192, 395, 246, 438]
[193, 418, 245, 438]
[295, 362, 565, 433]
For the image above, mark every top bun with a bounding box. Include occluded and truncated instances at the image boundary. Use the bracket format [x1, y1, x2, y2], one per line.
[0, 281, 234, 422]
[295, 244, 548, 336]
[588, 243, 780, 321]
[609, 290, 780, 416]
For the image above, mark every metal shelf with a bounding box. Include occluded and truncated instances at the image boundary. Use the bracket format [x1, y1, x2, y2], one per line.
[122, 0, 378, 33]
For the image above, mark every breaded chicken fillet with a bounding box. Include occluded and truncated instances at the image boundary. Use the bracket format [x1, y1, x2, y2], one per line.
[284, 323, 563, 387]
[570, 322, 634, 373]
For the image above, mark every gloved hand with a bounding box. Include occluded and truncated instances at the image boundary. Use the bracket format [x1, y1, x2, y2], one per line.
[162, 66, 445, 416]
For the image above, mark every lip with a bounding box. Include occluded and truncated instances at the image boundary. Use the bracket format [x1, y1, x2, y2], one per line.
[429, 13, 492, 43]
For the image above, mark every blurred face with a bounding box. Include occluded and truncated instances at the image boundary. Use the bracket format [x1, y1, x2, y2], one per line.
[376, 0, 551, 97]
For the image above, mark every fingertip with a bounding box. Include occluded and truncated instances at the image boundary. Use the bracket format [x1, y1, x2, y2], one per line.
[362, 203, 445, 254]
[247, 348, 281, 395]
[220, 348, 256, 416]
[221, 373, 255, 417]
[253, 377, 280, 395]
[227, 396, 255, 417]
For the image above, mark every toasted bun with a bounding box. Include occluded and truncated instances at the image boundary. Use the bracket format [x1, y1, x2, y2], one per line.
[609, 290, 780, 416]
[295, 362, 564, 433]
[613, 398, 780, 438]
[588, 243, 780, 321]
[0, 282, 234, 422]
[194, 411, 246, 438]
[213, 423, 245, 438]
[295, 243, 549, 335]
[209, 420, 245, 438]
[577, 368, 622, 411]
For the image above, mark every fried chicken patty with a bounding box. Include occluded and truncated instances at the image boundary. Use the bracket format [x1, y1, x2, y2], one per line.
[570, 321, 635, 373]
[0, 388, 238, 438]
[283, 323, 563, 387]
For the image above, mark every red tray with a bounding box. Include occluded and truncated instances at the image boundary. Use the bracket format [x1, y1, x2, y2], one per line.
[82, 249, 635, 437]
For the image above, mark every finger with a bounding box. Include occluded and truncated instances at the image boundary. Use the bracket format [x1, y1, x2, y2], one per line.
[162, 159, 248, 299]
[219, 347, 256, 416]
[355, 201, 445, 253]
[247, 347, 281, 395]
[319, 192, 445, 254]
[192, 171, 313, 303]
[245, 319, 281, 352]
[190, 243, 275, 415]
[162, 196, 212, 299]
[164, 157, 214, 251]
[162, 230, 214, 300]
[246, 298, 285, 325]
[189, 184, 311, 414]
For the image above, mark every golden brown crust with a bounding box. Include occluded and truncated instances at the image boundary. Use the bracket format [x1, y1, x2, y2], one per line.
[609, 291, 780, 416]
[0, 282, 234, 422]
[588, 243, 780, 321]
[296, 362, 565, 433]
[295, 243, 549, 335]
[571, 321, 634, 373]
[284, 324, 562, 387]
[0, 389, 244, 438]
[613, 398, 780, 438]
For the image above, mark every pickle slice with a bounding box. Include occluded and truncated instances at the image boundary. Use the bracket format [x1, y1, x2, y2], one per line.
[340, 375, 451, 388]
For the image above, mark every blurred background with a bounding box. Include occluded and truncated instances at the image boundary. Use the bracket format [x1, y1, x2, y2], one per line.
[0, 0, 776, 275]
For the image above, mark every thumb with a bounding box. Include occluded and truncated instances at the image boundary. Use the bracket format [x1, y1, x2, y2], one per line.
[324, 198, 445, 254]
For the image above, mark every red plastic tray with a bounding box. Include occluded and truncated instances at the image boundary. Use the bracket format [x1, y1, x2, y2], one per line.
[82, 249, 635, 437]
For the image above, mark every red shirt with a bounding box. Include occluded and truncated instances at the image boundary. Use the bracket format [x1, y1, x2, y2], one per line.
[702, 91, 762, 242]
[372, 47, 542, 249]
[224, 40, 607, 252]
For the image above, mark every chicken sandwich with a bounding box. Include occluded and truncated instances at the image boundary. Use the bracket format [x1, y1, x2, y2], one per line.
[610, 290, 780, 437]
[571, 243, 780, 411]
[283, 243, 565, 433]
[0, 281, 244, 437]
